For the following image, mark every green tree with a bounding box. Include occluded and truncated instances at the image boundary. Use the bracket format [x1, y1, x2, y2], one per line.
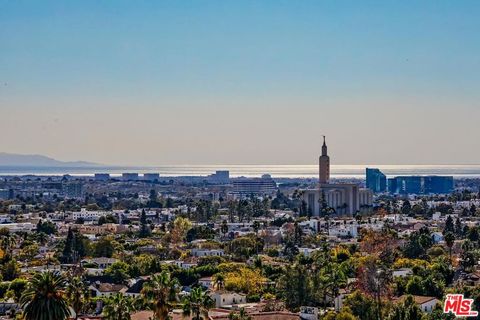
[93, 236, 116, 257]
[20, 271, 70, 320]
[387, 295, 423, 320]
[322, 263, 347, 303]
[467, 227, 479, 242]
[182, 287, 214, 320]
[141, 271, 178, 320]
[444, 232, 455, 260]
[62, 228, 75, 263]
[343, 290, 377, 320]
[0, 228, 17, 259]
[401, 200, 412, 216]
[277, 262, 311, 311]
[105, 261, 131, 284]
[443, 216, 455, 235]
[461, 240, 479, 271]
[221, 220, 229, 238]
[8, 278, 28, 302]
[19, 243, 40, 261]
[61, 228, 90, 263]
[403, 228, 432, 259]
[454, 218, 463, 238]
[36, 220, 57, 235]
[2, 259, 20, 281]
[228, 308, 252, 320]
[139, 209, 151, 238]
[66, 276, 90, 319]
[102, 293, 136, 320]
[34, 232, 49, 245]
[323, 309, 356, 320]
[147, 189, 161, 208]
[357, 257, 392, 320]
[213, 273, 225, 290]
[170, 217, 192, 244]
[229, 236, 261, 260]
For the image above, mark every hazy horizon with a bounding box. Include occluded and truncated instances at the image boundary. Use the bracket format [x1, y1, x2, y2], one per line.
[2, 151, 480, 167]
[1, 1, 479, 166]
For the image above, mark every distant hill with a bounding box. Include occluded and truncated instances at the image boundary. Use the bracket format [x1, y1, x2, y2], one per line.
[0, 152, 100, 167]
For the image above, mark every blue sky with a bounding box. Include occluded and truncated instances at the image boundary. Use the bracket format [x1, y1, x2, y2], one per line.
[1, 1, 479, 165]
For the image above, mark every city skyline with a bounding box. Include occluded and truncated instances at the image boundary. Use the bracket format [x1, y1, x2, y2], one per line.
[1, 1, 480, 165]
[2, 2, 480, 319]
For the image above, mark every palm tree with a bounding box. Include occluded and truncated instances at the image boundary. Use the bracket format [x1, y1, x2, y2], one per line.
[102, 293, 136, 320]
[252, 221, 260, 235]
[65, 276, 90, 319]
[141, 271, 178, 320]
[387, 295, 422, 320]
[0, 229, 17, 259]
[35, 232, 49, 245]
[325, 266, 347, 303]
[20, 271, 71, 320]
[182, 287, 214, 320]
[221, 220, 229, 238]
[445, 232, 455, 260]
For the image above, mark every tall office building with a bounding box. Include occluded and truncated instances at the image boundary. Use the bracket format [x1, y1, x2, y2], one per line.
[319, 136, 330, 184]
[122, 173, 139, 181]
[426, 176, 454, 194]
[0, 189, 10, 200]
[208, 170, 230, 184]
[388, 176, 453, 194]
[143, 173, 160, 182]
[232, 174, 277, 197]
[366, 168, 387, 193]
[62, 182, 84, 198]
[94, 173, 110, 181]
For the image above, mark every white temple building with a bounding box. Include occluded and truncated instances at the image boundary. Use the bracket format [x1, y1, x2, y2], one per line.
[302, 137, 373, 216]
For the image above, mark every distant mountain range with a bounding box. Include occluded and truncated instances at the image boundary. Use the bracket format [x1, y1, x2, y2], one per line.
[0, 152, 100, 167]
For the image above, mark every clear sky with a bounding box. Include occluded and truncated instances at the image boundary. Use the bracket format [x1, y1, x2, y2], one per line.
[1, 1, 479, 165]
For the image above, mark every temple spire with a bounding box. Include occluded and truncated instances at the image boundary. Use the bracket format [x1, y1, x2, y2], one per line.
[321, 135, 327, 156]
[319, 135, 330, 184]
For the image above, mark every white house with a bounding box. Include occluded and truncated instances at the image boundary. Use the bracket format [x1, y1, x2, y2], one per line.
[0, 215, 12, 224]
[211, 291, 247, 308]
[191, 249, 225, 257]
[432, 212, 441, 221]
[300, 306, 319, 320]
[298, 248, 319, 257]
[395, 295, 438, 313]
[0, 223, 35, 233]
[81, 257, 118, 269]
[299, 219, 320, 233]
[393, 268, 413, 278]
[328, 224, 358, 238]
[89, 283, 127, 297]
[72, 208, 110, 221]
[175, 260, 198, 269]
[198, 277, 213, 289]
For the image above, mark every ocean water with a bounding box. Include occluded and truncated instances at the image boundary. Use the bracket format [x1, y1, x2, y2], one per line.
[1, 164, 480, 178]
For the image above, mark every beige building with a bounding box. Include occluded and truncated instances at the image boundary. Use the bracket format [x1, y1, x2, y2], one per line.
[303, 185, 372, 215]
[62, 223, 127, 235]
